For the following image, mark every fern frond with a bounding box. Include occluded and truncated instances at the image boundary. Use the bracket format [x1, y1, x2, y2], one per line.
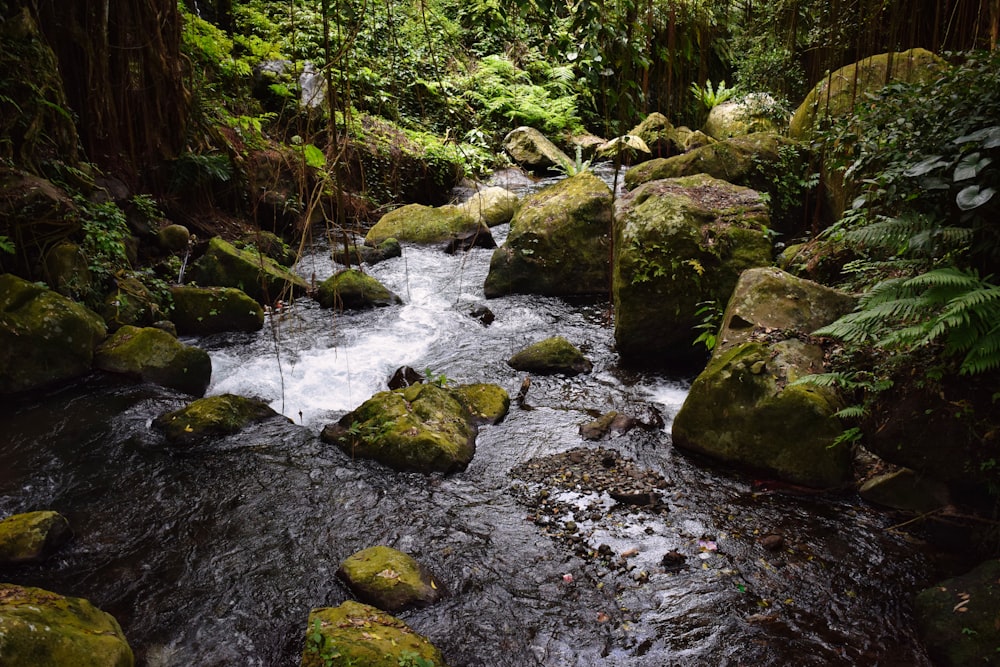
[961, 326, 1000, 374]
[835, 405, 868, 419]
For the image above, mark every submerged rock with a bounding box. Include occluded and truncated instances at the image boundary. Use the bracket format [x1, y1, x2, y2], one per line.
[0, 273, 107, 395]
[0, 583, 134, 667]
[507, 336, 592, 376]
[364, 203, 489, 247]
[331, 238, 401, 266]
[301, 600, 446, 667]
[0, 511, 71, 564]
[916, 560, 1000, 667]
[153, 394, 288, 446]
[189, 236, 308, 305]
[93, 325, 211, 396]
[337, 545, 445, 612]
[316, 269, 403, 310]
[503, 126, 572, 173]
[170, 285, 265, 335]
[484, 172, 612, 298]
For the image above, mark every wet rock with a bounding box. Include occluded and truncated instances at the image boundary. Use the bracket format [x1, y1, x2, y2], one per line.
[457, 186, 519, 227]
[337, 545, 445, 612]
[189, 236, 308, 306]
[0, 583, 134, 667]
[661, 550, 687, 570]
[469, 305, 495, 326]
[316, 269, 402, 310]
[703, 94, 783, 139]
[579, 410, 640, 440]
[93, 325, 211, 396]
[101, 273, 161, 332]
[301, 600, 446, 667]
[331, 237, 401, 266]
[443, 228, 497, 254]
[859, 468, 950, 514]
[238, 230, 297, 267]
[507, 336, 592, 376]
[0, 511, 72, 564]
[761, 534, 785, 551]
[503, 126, 572, 173]
[364, 203, 486, 247]
[0, 274, 106, 395]
[387, 365, 424, 390]
[170, 285, 265, 335]
[157, 223, 191, 252]
[153, 394, 288, 446]
[451, 382, 511, 425]
[484, 172, 612, 298]
[43, 242, 92, 300]
[916, 559, 1000, 667]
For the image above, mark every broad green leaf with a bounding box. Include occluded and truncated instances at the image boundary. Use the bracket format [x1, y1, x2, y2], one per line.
[303, 143, 326, 169]
[903, 155, 946, 177]
[953, 152, 992, 181]
[956, 184, 996, 211]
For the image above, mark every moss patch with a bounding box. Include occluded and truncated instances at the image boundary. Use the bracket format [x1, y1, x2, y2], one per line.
[152, 393, 285, 445]
[0, 511, 71, 564]
[93, 325, 211, 396]
[364, 204, 483, 246]
[451, 383, 510, 425]
[507, 336, 592, 376]
[189, 236, 307, 305]
[316, 269, 402, 310]
[170, 286, 264, 335]
[337, 546, 444, 612]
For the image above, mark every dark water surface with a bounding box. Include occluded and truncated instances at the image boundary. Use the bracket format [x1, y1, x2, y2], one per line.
[0, 167, 934, 665]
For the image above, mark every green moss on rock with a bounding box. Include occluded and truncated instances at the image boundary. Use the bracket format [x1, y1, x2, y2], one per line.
[364, 203, 484, 247]
[152, 393, 286, 445]
[337, 546, 444, 612]
[916, 560, 1000, 667]
[189, 237, 308, 305]
[0, 583, 134, 667]
[458, 186, 519, 227]
[0, 511, 71, 564]
[93, 325, 211, 396]
[451, 383, 510, 425]
[507, 336, 592, 376]
[316, 269, 402, 310]
[101, 273, 159, 332]
[502, 126, 572, 173]
[331, 238, 401, 266]
[170, 286, 264, 335]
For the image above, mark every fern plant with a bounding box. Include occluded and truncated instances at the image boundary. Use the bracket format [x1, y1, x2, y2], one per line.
[689, 79, 737, 109]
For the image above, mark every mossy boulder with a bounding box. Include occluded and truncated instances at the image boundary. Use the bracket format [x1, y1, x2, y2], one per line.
[301, 600, 446, 667]
[93, 325, 211, 396]
[502, 126, 572, 173]
[169, 286, 265, 335]
[859, 468, 950, 513]
[101, 273, 161, 332]
[0, 511, 71, 564]
[157, 224, 190, 252]
[484, 172, 612, 298]
[331, 238, 401, 266]
[0, 274, 106, 395]
[451, 383, 510, 425]
[316, 269, 402, 310]
[457, 186, 519, 227]
[337, 546, 445, 612]
[43, 242, 92, 300]
[364, 203, 489, 247]
[612, 175, 772, 365]
[507, 336, 592, 376]
[703, 95, 783, 140]
[238, 230, 297, 267]
[0, 583, 134, 667]
[915, 560, 1000, 667]
[152, 393, 287, 446]
[628, 112, 681, 159]
[320, 383, 477, 473]
[672, 340, 850, 488]
[189, 236, 308, 305]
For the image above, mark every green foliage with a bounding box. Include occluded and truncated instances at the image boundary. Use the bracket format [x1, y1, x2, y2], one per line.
[423, 367, 450, 388]
[692, 300, 722, 351]
[130, 194, 162, 220]
[690, 80, 736, 110]
[0, 235, 13, 255]
[79, 200, 130, 279]
[170, 153, 234, 191]
[305, 618, 345, 667]
[397, 651, 435, 667]
[553, 145, 592, 177]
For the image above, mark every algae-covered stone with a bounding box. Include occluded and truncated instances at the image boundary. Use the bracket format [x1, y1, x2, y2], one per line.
[628, 112, 680, 159]
[507, 336, 592, 376]
[337, 546, 444, 612]
[703, 94, 783, 140]
[331, 238, 401, 266]
[451, 383, 510, 425]
[859, 468, 950, 513]
[152, 393, 286, 445]
[101, 273, 160, 331]
[93, 325, 211, 396]
[484, 172, 612, 298]
[0, 511, 71, 564]
[189, 236, 308, 305]
[457, 186, 520, 227]
[0, 583, 134, 667]
[320, 383, 476, 473]
[316, 269, 402, 310]
[915, 560, 1000, 667]
[613, 175, 772, 365]
[43, 242, 91, 300]
[672, 340, 850, 488]
[157, 224, 190, 252]
[364, 203, 487, 247]
[503, 126, 572, 173]
[239, 229, 297, 266]
[170, 286, 264, 335]
[0, 274, 107, 395]
[301, 600, 446, 667]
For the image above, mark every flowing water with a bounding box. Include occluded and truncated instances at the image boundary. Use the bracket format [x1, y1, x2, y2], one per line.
[0, 167, 935, 665]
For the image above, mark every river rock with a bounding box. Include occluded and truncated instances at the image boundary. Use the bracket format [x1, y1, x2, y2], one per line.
[507, 336, 592, 376]
[331, 238, 401, 266]
[503, 126, 572, 173]
[579, 411, 639, 441]
[0, 583, 134, 667]
[320, 383, 477, 473]
[613, 174, 772, 365]
[93, 325, 211, 396]
[915, 559, 1000, 667]
[364, 203, 489, 248]
[170, 285, 264, 335]
[0, 511, 71, 564]
[101, 273, 161, 331]
[301, 600, 446, 667]
[0, 273, 107, 395]
[316, 269, 402, 310]
[239, 229, 297, 266]
[153, 394, 287, 445]
[483, 172, 612, 298]
[451, 382, 511, 425]
[157, 223, 191, 252]
[703, 94, 783, 140]
[337, 545, 445, 612]
[43, 242, 92, 300]
[628, 112, 681, 159]
[859, 468, 950, 513]
[457, 186, 519, 227]
[189, 236, 308, 306]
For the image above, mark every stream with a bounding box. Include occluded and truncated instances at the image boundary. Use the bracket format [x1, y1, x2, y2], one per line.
[0, 166, 935, 665]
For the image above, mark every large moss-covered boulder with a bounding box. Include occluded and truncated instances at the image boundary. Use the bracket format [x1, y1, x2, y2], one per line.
[43, 242, 92, 300]
[672, 339, 850, 488]
[457, 186, 519, 227]
[337, 546, 444, 612]
[484, 172, 612, 298]
[703, 94, 783, 140]
[101, 273, 160, 332]
[613, 175, 772, 365]
[331, 238, 401, 267]
[189, 236, 308, 305]
[93, 325, 211, 396]
[364, 203, 489, 247]
[451, 383, 510, 425]
[0, 511, 71, 564]
[915, 560, 1000, 667]
[301, 600, 446, 667]
[238, 229, 297, 267]
[628, 112, 681, 159]
[507, 336, 592, 376]
[170, 286, 264, 335]
[0, 274, 106, 395]
[152, 394, 287, 446]
[0, 583, 134, 667]
[503, 126, 572, 173]
[316, 269, 402, 310]
[320, 383, 477, 473]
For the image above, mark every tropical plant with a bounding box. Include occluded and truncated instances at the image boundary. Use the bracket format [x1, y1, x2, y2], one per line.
[690, 79, 736, 110]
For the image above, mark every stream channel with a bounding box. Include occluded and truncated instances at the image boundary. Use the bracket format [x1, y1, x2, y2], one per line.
[0, 166, 935, 665]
